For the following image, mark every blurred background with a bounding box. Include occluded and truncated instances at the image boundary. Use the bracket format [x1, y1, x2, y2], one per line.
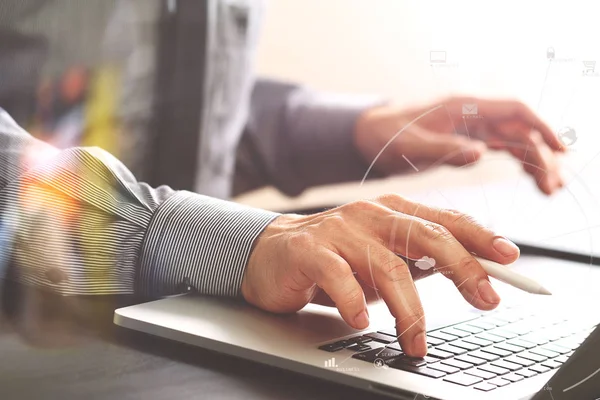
[239, 0, 600, 210]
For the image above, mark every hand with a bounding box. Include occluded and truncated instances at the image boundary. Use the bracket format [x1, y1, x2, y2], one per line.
[354, 97, 565, 194]
[241, 195, 520, 357]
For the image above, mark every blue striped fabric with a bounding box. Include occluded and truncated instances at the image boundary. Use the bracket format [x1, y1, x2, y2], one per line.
[0, 109, 279, 298]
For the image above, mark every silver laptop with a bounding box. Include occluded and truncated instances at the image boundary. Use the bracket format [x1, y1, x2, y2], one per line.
[114, 180, 600, 399]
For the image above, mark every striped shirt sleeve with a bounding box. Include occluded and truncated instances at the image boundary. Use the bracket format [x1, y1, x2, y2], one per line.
[0, 109, 279, 298]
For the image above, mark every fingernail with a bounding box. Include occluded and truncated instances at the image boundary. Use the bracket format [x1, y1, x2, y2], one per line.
[492, 237, 519, 257]
[354, 310, 370, 329]
[412, 331, 427, 356]
[478, 279, 501, 305]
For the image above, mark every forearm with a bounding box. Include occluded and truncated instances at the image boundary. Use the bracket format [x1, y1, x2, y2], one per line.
[0, 110, 278, 300]
[233, 79, 384, 197]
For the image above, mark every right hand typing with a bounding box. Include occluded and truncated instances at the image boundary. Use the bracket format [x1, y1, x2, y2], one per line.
[242, 194, 520, 357]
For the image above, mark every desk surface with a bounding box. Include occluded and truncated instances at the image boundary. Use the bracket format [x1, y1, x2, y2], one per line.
[0, 290, 388, 400]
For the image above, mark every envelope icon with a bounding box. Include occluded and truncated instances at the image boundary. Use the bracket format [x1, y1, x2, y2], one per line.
[462, 103, 478, 115]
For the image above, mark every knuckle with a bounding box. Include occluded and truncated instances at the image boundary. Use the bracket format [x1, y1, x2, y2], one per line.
[346, 200, 380, 213]
[323, 214, 346, 229]
[457, 256, 484, 275]
[321, 260, 350, 281]
[441, 208, 477, 226]
[380, 257, 409, 282]
[416, 221, 453, 242]
[444, 209, 491, 238]
[287, 232, 314, 250]
[375, 193, 406, 205]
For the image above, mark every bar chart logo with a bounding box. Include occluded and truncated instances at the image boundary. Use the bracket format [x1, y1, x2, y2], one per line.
[324, 358, 338, 368]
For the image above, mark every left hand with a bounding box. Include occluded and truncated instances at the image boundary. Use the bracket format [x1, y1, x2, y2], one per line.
[354, 97, 566, 194]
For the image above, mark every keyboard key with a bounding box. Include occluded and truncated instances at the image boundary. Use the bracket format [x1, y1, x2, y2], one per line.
[429, 363, 461, 374]
[475, 333, 504, 343]
[488, 377, 511, 387]
[503, 373, 524, 383]
[505, 355, 535, 367]
[491, 360, 522, 371]
[478, 364, 510, 376]
[541, 343, 570, 354]
[502, 322, 533, 336]
[389, 364, 447, 378]
[555, 355, 570, 363]
[518, 352, 547, 363]
[515, 369, 538, 378]
[319, 342, 345, 352]
[351, 336, 373, 344]
[346, 343, 371, 352]
[441, 327, 470, 338]
[492, 311, 522, 323]
[467, 320, 497, 330]
[363, 332, 395, 344]
[377, 328, 397, 337]
[530, 348, 560, 359]
[427, 349, 454, 360]
[441, 359, 472, 370]
[488, 329, 518, 339]
[424, 356, 441, 364]
[443, 373, 483, 386]
[474, 382, 497, 392]
[469, 350, 500, 362]
[481, 346, 512, 358]
[463, 336, 493, 347]
[454, 324, 483, 335]
[436, 344, 467, 355]
[426, 336, 445, 346]
[465, 368, 497, 379]
[352, 347, 403, 363]
[456, 354, 487, 366]
[385, 342, 404, 353]
[451, 341, 479, 351]
[395, 356, 426, 367]
[428, 331, 460, 342]
[529, 364, 551, 374]
[541, 360, 562, 369]
[494, 342, 524, 353]
[544, 327, 570, 341]
[480, 316, 508, 327]
[521, 333, 549, 345]
[507, 338, 536, 349]
[553, 339, 580, 351]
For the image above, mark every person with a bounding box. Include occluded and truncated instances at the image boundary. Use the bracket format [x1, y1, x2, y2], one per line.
[0, 0, 565, 357]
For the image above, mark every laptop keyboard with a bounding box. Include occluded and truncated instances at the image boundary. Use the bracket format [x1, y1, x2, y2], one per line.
[318, 304, 598, 392]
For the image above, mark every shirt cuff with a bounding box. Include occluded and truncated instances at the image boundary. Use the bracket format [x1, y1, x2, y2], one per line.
[282, 91, 385, 195]
[138, 191, 279, 297]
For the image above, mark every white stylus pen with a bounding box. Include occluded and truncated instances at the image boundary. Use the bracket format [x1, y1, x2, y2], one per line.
[400, 254, 552, 295]
[473, 256, 552, 295]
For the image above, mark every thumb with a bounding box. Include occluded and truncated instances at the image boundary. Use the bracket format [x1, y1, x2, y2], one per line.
[405, 129, 488, 166]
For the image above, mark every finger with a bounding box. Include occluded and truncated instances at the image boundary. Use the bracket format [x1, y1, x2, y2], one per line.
[482, 99, 565, 152]
[512, 102, 565, 152]
[401, 128, 487, 166]
[375, 194, 520, 264]
[376, 210, 502, 312]
[301, 251, 369, 330]
[350, 243, 427, 357]
[311, 280, 380, 307]
[506, 132, 563, 194]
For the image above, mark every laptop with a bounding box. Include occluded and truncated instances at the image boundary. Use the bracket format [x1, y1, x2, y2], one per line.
[114, 251, 600, 399]
[114, 174, 600, 399]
